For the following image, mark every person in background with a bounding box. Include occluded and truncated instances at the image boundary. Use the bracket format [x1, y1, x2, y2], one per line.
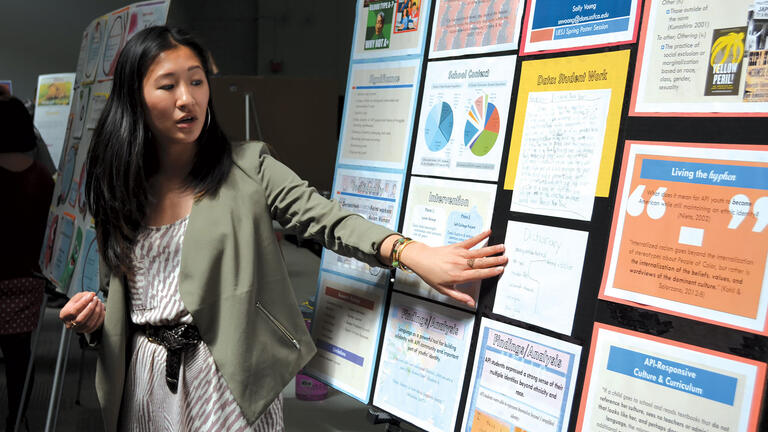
[0, 96, 55, 431]
[58, 26, 506, 431]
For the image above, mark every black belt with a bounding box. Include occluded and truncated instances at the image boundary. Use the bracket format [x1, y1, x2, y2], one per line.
[138, 323, 202, 393]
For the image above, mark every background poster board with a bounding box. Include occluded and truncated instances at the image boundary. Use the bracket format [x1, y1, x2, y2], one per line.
[461, 318, 582, 432]
[631, 0, 768, 116]
[428, 0, 525, 58]
[39, 0, 170, 295]
[519, 0, 641, 55]
[33, 73, 76, 168]
[577, 323, 766, 432]
[602, 141, 768, 335]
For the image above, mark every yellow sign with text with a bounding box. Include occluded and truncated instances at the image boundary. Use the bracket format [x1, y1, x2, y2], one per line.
[504, 50, 630, 198]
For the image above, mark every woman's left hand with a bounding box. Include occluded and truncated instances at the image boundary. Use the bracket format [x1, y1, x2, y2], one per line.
[399, 230, 506, 307]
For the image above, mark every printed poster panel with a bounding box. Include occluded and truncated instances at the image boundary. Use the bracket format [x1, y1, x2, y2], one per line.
[127, 0, 171, 38]
[412, 55, 517, 182]
[338, 59, 421, 170]
[321, 168, 403, 286]
[461, 318, 582, 432]
[504, 50, 629, 220]
[520, 0, 641, 55]
[68, 226, 103, 301]
[352, 0, 431, 59]
[305, 272, 386, 403]
[631, 0, 768, 115]
[33, 73, 76, 169]
[395, 177, 497, 309]
[493, 221, 588, 336]
[81, 15, 108, 84]
[429, 0, 525, 59]
[50, 212, 76, 291]
[373, 292, 475, 432]
[577, 323, 766, 432]
[97, 6, 130, 82]
[602, 141, 768, 334]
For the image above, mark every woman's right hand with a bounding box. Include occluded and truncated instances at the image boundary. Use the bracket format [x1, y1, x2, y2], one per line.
[59, 291, 105, 334]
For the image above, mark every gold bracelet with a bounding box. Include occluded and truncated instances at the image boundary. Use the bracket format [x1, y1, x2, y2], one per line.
[395, 240, 416, 273]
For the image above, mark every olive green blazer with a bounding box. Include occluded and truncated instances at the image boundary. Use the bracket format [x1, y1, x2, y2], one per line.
[95, 141, 395, 431]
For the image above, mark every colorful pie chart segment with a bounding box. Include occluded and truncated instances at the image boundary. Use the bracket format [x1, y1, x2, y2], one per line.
[463, 94, 500, 157]
[424, 102, 453, 152]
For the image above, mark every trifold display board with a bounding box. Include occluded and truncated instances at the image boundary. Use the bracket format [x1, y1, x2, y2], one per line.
[39, 1, 171, 298]
[307, 1, 768, 431]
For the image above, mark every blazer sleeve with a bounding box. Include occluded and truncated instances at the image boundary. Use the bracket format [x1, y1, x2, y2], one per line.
[232, 141, 398, 268]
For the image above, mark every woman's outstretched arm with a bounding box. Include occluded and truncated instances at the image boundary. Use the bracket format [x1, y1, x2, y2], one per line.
[378, 230, 507, 307]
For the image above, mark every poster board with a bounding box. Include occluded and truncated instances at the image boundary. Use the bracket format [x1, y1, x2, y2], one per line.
[315, 1, 768, 429]
[39, 0, 170, 295]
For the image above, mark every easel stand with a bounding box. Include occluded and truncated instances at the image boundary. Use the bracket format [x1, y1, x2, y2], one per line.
[367, 407, 405, 432]
[43, 324, 74, 432]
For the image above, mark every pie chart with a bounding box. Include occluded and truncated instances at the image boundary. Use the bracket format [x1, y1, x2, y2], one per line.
[424, 102, 453, 152]
[463, 95, 500, 157]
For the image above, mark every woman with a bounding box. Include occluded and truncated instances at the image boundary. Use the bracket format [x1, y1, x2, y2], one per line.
[59, 26, 506, 431]
[0, 96, 55, 431]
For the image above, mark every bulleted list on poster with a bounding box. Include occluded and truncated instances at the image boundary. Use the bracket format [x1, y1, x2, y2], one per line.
[577, 324, 766, 432]
[520, 0, 640, 55]
[373, 292, 474, 432]
[395, 176, 497, 308]
[321, 168, 402, 286]
[504, 50, 630, 219]
[338, 59, 420, 170]
[602, 142, 768, 334]
[632, 0, 768, 114]
[461, 318, 582, 432]
[412, 55, 517, 182]
[429, 0, 525, 58]
[305, 272, 386, 402]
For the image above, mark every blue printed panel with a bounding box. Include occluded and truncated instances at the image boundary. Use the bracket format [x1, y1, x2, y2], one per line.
[639, 159, 768, 190]
[606, 346, 738, 406]
[317, 340, 365, 366]
[531, 0, 632, 29]
[553, 17, 631, 39]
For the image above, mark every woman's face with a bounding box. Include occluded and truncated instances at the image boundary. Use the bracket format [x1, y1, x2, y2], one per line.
[375, 15, 384, 33]
[142, 45, 209, 147]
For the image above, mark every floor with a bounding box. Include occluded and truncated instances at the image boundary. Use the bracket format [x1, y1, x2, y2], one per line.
[0, 239, 411, 431]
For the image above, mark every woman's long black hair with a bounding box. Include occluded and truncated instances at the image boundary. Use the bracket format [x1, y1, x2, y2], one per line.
[86, 26, 232, 279]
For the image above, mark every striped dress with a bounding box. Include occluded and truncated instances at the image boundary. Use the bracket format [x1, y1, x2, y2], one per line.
[120, 216, 284, 431]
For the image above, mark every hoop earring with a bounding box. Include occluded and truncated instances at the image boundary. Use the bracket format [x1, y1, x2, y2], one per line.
[205, 108, 211, 129]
